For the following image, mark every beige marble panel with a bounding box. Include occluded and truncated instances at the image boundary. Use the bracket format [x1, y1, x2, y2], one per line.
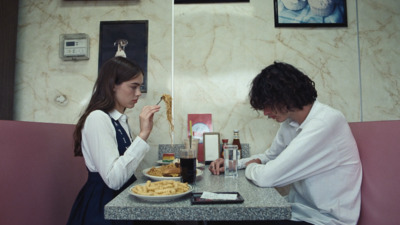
[174, 0, 361, 155]
[358, 0, 400, 121]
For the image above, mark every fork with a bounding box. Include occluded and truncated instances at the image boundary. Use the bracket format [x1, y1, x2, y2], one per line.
[156, 96, 163, 105]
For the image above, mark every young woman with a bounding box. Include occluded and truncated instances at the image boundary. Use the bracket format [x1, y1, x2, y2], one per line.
[67, 57, 160, 225]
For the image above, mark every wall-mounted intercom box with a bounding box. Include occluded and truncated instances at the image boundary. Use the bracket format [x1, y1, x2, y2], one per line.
[59, 33, 89, 61]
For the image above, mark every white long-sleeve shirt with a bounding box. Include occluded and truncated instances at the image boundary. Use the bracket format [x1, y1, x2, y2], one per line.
[81, 109, 149, 190]
[242, 101, 362, 225]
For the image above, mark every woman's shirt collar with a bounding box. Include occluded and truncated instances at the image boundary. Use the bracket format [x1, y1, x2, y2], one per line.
[109, 109, 128, 122]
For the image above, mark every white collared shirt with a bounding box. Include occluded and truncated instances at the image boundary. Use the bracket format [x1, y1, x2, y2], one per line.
[81, 109, 149, 190]
[242, 101, 362, 225]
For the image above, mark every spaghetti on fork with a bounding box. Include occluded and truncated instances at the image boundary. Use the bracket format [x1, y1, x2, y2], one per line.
[161, 94, 174, 132]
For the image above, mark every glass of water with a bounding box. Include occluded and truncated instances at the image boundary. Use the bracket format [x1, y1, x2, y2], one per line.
[224, 144, 238, 178]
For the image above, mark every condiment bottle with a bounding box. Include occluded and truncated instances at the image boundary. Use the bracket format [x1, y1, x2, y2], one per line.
[232, 130, 242, 159]
[221, 139, 228, 158]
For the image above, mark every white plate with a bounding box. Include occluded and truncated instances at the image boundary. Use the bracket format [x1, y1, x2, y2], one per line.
[129, 183, 193, 202]
[142, 167, 203, 181]
[156, 160, 205, 168]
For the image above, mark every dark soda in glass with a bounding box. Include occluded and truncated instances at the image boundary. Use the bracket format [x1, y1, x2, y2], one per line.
[180, 158, 196, 184]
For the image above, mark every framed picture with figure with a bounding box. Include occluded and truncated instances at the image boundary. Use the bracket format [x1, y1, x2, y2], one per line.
[175, 0, 249, 3]
[274, 0, 347, 27]
[99, 21, 149, 92]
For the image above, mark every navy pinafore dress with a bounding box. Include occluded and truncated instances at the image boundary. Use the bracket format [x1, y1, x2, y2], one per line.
[67, 116, 136, 225]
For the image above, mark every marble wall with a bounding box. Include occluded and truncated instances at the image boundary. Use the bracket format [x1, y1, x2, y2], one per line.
[358, 0, 400, 120]
[14, 0, 399, 168]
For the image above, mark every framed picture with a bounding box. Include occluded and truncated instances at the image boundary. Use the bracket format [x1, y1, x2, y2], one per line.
[203, 132, 220, 164]
[274, 0, 347, 27]
[99, 20, 149, 93]
[175, 0, 249, 4]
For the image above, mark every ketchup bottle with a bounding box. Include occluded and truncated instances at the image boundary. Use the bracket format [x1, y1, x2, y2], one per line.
[232, 130, 242, 159]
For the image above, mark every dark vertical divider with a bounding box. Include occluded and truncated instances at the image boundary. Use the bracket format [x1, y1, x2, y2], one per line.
[0, 0, 19, 120]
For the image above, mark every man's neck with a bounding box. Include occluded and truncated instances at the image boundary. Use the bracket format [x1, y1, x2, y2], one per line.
[290, 103, 314, 125]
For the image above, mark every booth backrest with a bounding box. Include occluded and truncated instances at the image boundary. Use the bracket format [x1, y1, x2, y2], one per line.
[349, 120, 400, 225]
[0, 120, 87, 225]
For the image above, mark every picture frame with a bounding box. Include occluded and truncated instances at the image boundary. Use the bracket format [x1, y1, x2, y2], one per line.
[175, 0, 249, 4]
[98, 20, 149, 93]
[274, 0, 347, 27]
[203, 132, 220, 165]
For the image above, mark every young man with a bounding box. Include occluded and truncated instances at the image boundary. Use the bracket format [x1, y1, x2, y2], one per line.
[209, 62, 362, 225]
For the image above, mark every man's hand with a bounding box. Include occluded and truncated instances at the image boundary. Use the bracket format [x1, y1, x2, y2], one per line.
[208, 158, 225, 175]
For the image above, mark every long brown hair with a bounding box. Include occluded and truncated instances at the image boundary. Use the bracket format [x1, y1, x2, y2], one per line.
[73, 57, 143, 156]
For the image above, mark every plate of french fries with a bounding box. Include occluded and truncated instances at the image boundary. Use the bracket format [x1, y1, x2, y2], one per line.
[143, 164, 203, 181]
[129, 180, 193, 202]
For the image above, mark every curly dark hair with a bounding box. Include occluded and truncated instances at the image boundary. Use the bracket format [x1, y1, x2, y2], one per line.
[249, 62, 317, 112]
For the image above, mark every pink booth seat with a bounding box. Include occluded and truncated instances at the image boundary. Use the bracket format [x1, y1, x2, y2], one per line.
[349, 120, 400, 225]
[0, 120, 87, 225]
